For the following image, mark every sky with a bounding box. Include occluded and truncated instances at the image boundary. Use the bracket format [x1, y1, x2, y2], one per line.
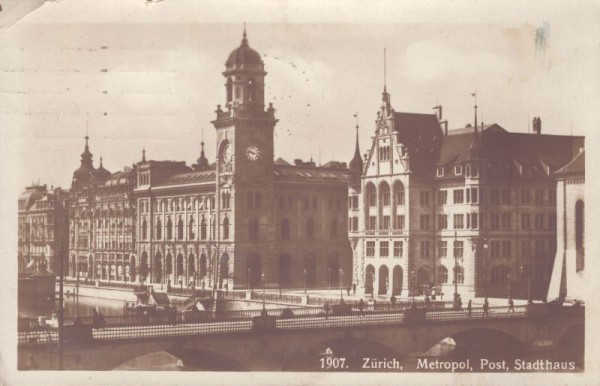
[1, 0, 599, 191]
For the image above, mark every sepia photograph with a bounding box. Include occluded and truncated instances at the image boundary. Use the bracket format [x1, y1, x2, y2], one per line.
[1, 0, 597, 384]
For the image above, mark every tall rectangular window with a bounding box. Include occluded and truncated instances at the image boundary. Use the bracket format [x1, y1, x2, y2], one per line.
[521, 190, 531, 205]
[471, 213, 478, 229]
[471, 188, 479, 203]
[502, 240, 511, 257]
[490, 240, 501, 258]
[535, 213, 544, 230]
[521, 214, 531, 230]
[502, 189, 511, 204]
[382, 215, 390, 230]
[453, 189, 464, 204]
[535, 190, 544, 205]
[366, 241, 375, 257]
[420, 215, 430, 230]
[453, 214, 464, 229]
[439, 241, 447, 257]
[420, 241, 430, 258]
[453, 240, 464, 257]
[438, 214, 448, 229]
[438, 190, 448, 205]
[420, 191, 430, 207]
[395, 215, 405, 230]
[368, 216, 376, 230]
[394, 241, 403, 257]
[380, 241, 389, 257]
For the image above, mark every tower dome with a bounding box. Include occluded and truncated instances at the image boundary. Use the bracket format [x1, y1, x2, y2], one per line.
[225, 27, 264, 72]
[92, 157, 111, 181]
[72, 135, 95, 185]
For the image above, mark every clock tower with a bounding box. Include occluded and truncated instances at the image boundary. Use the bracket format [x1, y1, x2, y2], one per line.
[211, 27, 278, 289]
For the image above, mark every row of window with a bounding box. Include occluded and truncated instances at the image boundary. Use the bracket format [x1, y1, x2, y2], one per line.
[141, 217, 227, 241]
[364, 239, 554, 259]
[278, 195, 346, 212]
[364, 186, 557, 208]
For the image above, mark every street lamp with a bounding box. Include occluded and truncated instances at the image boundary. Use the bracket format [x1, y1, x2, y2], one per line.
[483, 238, 489, 299]
[528, 229, 532, 304]
[339, 268, 344, 302]
[453, 231, 459, 309]
[411, 270, 416, 303]
[303, 269, 307, 294]
[261, 273, 266, 310]
[247, 266, 251, 292]
[328, 267, 331, 293]
[507, 272, 511, 301]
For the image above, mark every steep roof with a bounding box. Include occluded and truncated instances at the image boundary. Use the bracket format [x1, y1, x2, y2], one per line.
[393, 112, 443, 176]
[158, 170, 216, 187]
[555, 150, 585, 177]
[274, 164, 348, 183]
[437, 123, 584, 179]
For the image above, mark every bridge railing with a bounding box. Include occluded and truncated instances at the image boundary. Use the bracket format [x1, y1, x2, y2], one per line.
[425, 305, 528, 321]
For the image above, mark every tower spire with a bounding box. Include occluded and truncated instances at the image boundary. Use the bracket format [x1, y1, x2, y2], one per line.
[384, 48, 387, 93]
[471, 90, 478, 130]
[142, 148, 146, 162]
[241, 23, 248, 46]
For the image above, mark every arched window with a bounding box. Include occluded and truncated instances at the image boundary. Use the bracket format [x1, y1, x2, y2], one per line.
[438, 266, 448, 284]
[153, 252, 162, 283]
[281, 218, 290, 240]
[129, 255, 136, 281]
[156, 218, 162, 240]
[394, 181, 405, 205]
[223, 217, 230, 240]
[366, 183, 376, 207]
[166, 218, 173, 240]
[247, 78, 256, 104]
[211, 218, 216, 239]
[199, 254, 207, 278]
[380, 182, 391, 207]
[417, 267, 429, 286]
[188, 217, 195, 240]
[200, 217, 207, 240]
[575, 200, 584, 271]
[142, 220, 147, 240]
[177, 218, 184, 240]
[249, 218, 259, 241]
[140, 252, 149, 281]
[329, 218, 338, 239]
[188, 254, 196, 277]
[306, 218, 315, 240]
[166, 253, 172, 276]
[365, 265, 375, 294]
[176, 254, 184, 283]
[226, 77, 233, 102]
[219, 253, 229, 287]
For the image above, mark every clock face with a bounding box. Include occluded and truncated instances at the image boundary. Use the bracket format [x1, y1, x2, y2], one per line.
[246, 145, 260, 161]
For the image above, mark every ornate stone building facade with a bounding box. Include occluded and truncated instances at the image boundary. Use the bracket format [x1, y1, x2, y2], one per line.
[130, 29, 352, 290]
[350, 88, 585, 300]
[68, 136, 136, 282]
[18, 184, 69, 274]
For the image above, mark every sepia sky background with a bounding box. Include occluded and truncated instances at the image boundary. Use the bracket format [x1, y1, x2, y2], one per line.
[1, 0, 599, 190]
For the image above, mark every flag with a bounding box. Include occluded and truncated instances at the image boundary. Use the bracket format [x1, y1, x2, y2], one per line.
[471, 92, 476, 97]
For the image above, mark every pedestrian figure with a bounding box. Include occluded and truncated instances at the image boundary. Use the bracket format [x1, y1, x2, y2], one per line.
[352, 283, 356, 295]
[324, 302, 331, 319]
[390, 294, 396, 310]
[92, 309, 100, 329]
[425, 295, 431, 308]
[508, 298, 515, 312]
[483, 298, 489, 317]
[457, 295, 463, 310]
[346, 286, 351, 296]
[467, 300, 472, 318]
[358, 298, 365, 316]
[98, 311, 106, 329]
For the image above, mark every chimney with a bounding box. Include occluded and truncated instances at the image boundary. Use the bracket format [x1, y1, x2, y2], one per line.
[533, 117, 542, 135]
[442, 120, 448, 136]
[433, 105, 443, 120]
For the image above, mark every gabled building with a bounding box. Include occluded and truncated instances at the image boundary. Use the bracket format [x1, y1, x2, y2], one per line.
[350, 87, 584, 300]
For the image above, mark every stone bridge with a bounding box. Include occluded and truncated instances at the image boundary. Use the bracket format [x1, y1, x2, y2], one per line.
[19, 307, 583, 371]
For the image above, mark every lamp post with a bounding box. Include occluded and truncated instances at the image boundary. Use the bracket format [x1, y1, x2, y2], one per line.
[483, 238, 489, 299]
[528, 229, 532, 304]
[453, 231, 459, 309]
[507, 272, 511, 301]
[261, 273, 266, 310]
[75, 273, 80, 317]
[411, 270, 415, 303]
[303, 269, 307, 294]
[339, 268, 344, 302]
[247, 266, 251, 292]
[328, 267, 331, 293]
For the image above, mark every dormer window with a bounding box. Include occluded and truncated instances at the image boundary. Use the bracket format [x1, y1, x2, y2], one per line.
[437, 167, 444, 177]
[455, 165, 463, 176]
